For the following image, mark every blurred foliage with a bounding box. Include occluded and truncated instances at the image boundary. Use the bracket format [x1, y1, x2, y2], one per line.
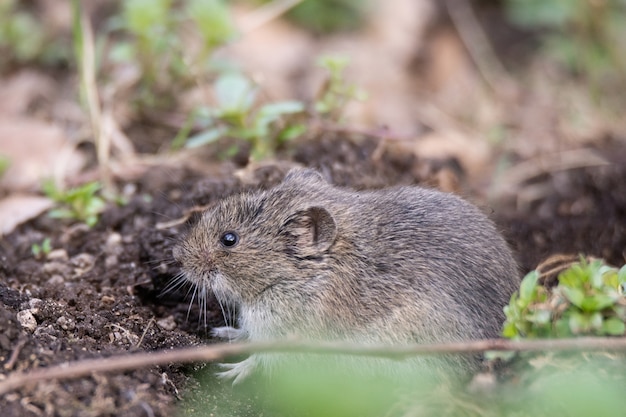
[105, 0, 236, 106]
[181, 352, 626, 417]
[280, 0, 371, 35]
[0, 0, 71, 71]
[43, 180, 107, 228]
[31, 237, 52, 259]
[182, 357, 444, 417]
[92, 1, 365, 159]
[505, 0, 626, 93]
[182, 72, 306, 160]
[315, 55, 367, 121]
[181, 55, 364, 160]
[503, 258, 626, 339]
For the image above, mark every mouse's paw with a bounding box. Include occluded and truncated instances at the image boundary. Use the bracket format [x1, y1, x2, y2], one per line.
[211, 326, 247, 341]
[216, 356, 256, 384]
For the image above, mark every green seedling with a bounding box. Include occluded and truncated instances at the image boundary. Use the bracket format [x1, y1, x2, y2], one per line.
[503, 258, 626, 339]
[315, 55, 367, 121]
[43, 180, 106, 228]
[183, 56, 365, 159]
[106, 0, 236, 107]
[31, 238, 52, 259]
[185, 72, 306, 160]
[0, 0, 70, 69]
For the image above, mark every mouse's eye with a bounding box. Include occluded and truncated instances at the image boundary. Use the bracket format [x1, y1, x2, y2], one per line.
[219, 231, 239, 248]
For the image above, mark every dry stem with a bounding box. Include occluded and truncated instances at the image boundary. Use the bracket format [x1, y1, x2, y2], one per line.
[2, 337, 626, 395]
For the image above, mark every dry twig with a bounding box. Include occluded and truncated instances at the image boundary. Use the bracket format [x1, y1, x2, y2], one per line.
[2, 337, 626, 395]
[444, 0, 516, 97]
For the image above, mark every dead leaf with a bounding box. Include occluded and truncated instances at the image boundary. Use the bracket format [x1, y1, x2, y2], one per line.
[0, 70, 56, 117]
[0, 195, 53, 236]
[0, 117, 86, 192]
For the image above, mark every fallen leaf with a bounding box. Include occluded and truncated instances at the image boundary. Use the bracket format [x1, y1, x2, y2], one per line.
[0, 117, 86, 192]
[0, 194, 53, 236]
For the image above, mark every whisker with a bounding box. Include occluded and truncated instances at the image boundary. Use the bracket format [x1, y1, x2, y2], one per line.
[186, 284, 198, 322]
[216, 298, 230, 340]
[145, 258, 177, 266]
[201, 281, 209, 332]
[158, 273, 188, 297]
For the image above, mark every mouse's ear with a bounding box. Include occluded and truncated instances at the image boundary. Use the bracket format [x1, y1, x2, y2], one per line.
[283, 168, 326, 185]
[283, 206, 337, 254]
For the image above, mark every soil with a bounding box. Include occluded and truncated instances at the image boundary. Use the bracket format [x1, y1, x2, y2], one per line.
[1, 132, 625, 416]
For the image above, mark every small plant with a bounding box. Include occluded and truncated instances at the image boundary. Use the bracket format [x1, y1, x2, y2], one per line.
[106, 0, 236, 107]
[503, 258, 626, 339]
[0, 0, 70, 70]
[32, 238, 52, 259]
[184, 72, 307, 160]
[183, 55, 365, 159]
[43, 181, 107, 228]
[314, 55, 367, 122]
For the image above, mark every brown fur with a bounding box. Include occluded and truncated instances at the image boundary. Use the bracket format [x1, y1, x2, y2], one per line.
[174, 169, 519, 382]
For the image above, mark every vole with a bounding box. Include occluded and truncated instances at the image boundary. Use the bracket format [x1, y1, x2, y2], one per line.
[174, 169, 519, 383]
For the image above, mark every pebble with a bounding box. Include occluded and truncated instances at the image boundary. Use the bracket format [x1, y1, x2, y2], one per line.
[46, 249, 68, 261]
[156, 315, 177, 331]
[57, 316, 76, 331]
[17, 310, 37, 332]
[70, 253, 96, 277]
[42, 261, 72, 277]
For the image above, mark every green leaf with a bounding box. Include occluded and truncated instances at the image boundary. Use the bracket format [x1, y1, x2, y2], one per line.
[560, 286, 585, 308]
[589, 260, 609, 288]
[502, 321, 519, 339]
[589, 311, 603, 331]
[194, 106, 220, 124]
[277, 123, 307, 143]
[48, 208, 76, 220]
[214, 72, 256, 112]
[253, 101, 305, 139]
[187, 0, 235, 49]
[123, 0, 171, 36]
[519, 270, 539, 303]
[555, 317, 573, 337]
[42, 179, 62, 201]
[185, 126, 229, 148]
[618, 265, 626, 288]
[580, 294, 617, 312]
[85, 196, 106, 214]
[503, 302, 518, 321]
[568, 311, 588, 334]
[526, 309, 551, 325]
[317, 55, 349, 73]
[108, 42, 135, 63]
[558, 264, 585, 288]
[259, 101, 305, 117]
[85, 215, 98, 228]
[602, 317, 626, 336]
[605, 269, 619, 291]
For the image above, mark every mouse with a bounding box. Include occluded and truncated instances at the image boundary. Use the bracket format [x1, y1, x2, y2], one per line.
[173, 168, 519, 383]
